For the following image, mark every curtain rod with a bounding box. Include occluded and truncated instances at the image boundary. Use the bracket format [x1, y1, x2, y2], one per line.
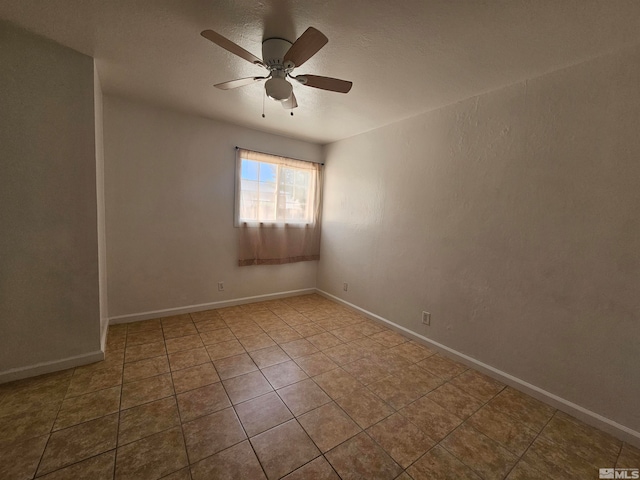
[235, 146, 324, 166]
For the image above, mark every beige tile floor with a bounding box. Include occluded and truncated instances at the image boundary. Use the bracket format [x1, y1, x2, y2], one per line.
[1, 294, 638, 479]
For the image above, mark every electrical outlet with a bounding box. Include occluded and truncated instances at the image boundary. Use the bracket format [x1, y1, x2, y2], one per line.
[422, 311, 431, 326]
[218, 282, 224, 292]
[343, 282, 348, 292]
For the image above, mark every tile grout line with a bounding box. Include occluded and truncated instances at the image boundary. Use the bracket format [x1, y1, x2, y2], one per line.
[225, 305, 303, 479]
[119, 302, 364, 474]
[265, 304, 398, 477]
[248, 303, 338, 475]
[112, 325, 127, 480]
[207, 337, 271, 480]
[614, 441, 624, 468]
[32, 325, 125, 478]
[32, 356, 81, 478]
[9, 295, 625, 479]
[380, 364, 505, 477]
[162, 318, 193, 480]
[433, 372, 543, 477]
[427, 390, 541, 476]
[113, 312, 390, 476]
[500, 405, 559, 479]
[360, 352, 474, 477]
[265, 303, 364, 478]
[266, 328, 334, 477]
[204, 298, 628, 477]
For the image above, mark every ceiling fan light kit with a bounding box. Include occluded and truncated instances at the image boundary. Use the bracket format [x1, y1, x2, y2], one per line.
[200, 26, 353, 111]
[265, 76, 293, 101]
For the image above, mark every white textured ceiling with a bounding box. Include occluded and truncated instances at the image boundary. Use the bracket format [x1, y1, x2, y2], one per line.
[1, 0, 640, 144]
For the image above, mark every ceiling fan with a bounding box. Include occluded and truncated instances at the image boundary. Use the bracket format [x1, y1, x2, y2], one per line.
[200, 27, 353, 110]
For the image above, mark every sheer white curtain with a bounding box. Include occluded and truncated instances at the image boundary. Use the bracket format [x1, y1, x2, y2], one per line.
[235, 148, 322, 266]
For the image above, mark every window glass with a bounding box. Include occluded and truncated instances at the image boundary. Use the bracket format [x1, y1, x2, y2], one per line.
[236, 150, 318, 225]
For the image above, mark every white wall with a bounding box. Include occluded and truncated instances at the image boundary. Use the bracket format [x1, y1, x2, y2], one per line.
[318, 44, 640, 434]
[94, 62, 108, 347]
[104, 96, 322, 319]
[0, 22, 102, 377]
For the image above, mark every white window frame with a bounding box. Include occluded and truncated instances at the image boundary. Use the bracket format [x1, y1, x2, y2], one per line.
[234, 148, 321, 227]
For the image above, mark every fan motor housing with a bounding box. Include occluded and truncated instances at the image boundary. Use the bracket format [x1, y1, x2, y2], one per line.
[262, 38, 293, 69]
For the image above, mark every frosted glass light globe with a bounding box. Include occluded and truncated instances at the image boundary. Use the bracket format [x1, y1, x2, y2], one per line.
[265, 77, 293, 101]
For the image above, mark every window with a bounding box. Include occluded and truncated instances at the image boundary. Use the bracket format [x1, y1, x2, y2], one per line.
[235, 148, 323, 266]
[235, 148, 320, 226]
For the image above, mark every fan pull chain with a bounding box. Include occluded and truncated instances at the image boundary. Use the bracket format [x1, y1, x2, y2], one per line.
[262, 89, 266, 118]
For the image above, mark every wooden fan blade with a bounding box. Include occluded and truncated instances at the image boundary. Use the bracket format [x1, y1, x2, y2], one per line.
[281, 92, 298, 109]
[215, 77, 266, 90]
[300, 75, 353, 93]
[283, 27, 328, 68]
[201, 30, 265, 66]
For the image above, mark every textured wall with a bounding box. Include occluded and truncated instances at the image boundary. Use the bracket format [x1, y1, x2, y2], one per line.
[0, 22, 100, 372]
[104, 96, 322, 318]
[318, 44, 640, 432]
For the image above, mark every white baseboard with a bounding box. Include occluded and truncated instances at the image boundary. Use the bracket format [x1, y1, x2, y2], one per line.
[0, 350, 105, 385]
[316, 289, 640, 448]
[108, 288, 317, 325]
